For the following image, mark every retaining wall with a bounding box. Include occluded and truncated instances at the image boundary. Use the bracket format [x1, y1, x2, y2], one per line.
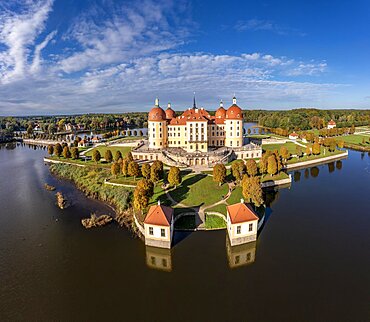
[285, 151, 348, 170]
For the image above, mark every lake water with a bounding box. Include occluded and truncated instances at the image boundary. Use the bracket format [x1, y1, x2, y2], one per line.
[0, 144, 369, 321]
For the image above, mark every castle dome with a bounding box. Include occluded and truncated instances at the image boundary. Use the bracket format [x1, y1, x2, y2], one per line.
[148, 98, 166, 121]
[226, 96, 243, 119]
[215, 101, 226, 119]
[165, 103, 176, 119]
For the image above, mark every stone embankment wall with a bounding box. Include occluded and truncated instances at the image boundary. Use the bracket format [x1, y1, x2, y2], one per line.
[43, 157, 87, 167]
[24, 139, 60, 146]
[285, 151, 348, 170]
[261, 175, 292, 188]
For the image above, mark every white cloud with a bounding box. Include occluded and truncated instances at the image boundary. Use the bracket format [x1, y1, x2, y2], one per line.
[235, 19, 306, 36]
[0, 0, 54, 83]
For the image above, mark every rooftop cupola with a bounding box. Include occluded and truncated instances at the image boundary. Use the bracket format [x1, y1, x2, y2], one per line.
[155, 97, 159, 107]
[232, 95, 237, 105]
[220, 100, 223, 108]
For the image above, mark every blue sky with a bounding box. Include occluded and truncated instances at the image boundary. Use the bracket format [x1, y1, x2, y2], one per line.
[0, 0, 370, 115]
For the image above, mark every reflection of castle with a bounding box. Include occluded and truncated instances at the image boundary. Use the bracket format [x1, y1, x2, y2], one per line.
[226, 237, 257, 268]
[145, 246, 172, 272]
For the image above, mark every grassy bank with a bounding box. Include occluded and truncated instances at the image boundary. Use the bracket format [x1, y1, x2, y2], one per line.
[49, 163, 132, 220]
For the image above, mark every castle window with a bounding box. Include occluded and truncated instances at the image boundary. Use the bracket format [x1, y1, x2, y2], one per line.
[159, 123, 162, 126]
[216, 132, 219, 136]
[230, 141, 233, 146]
[231, 121, 233, 124]
[153, 142, 155, 146]
[230, 132, 232, 136]
[190, 145, 193, 149]
[212, 140, 214, 145]
[212, 132, 214, 136]
[160, 142, 162, 145]
[149, 227, 153, 235]
[178, 141, 180, 144]
[159, 127, 162, 132]
[178, 133, 180, 137]
[237, 141, 239, 146]
[237, 132, 239, 136]
[185, 141, 187, 144]
[160, 134, 162, 138]
[153, 134, 155, 138]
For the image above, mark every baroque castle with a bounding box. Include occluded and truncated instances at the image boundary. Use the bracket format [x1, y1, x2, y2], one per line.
[132, 96, 262, 167]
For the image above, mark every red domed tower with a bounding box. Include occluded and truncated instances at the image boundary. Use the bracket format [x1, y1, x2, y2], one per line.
[165, 102, 176, 120]
[215, 100, 226, 119]
[148, 98, 167, 149]
[225, 96, 244, 148]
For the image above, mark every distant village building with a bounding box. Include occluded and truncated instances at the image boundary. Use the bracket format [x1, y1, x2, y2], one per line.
[91, 136, 101, 144]
[289, 132, 299, 140]
[226, 200, 259, 246]
[132, 96, 262, 167]
[144, 201, 174, 249]
[78, 139, 91, 148]
[327, 120, 336, 129]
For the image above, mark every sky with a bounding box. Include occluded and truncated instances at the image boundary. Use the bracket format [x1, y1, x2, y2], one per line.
[0, 0, 370, 115]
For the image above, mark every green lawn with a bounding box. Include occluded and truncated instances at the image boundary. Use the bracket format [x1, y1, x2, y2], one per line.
[168, 174, 229, 207]
[263, 142, 298, 154]
[227, 186, 243, 205]
[85, 146, 131, 158]
[205, 204, 227, 215]
[340, 134, 370, 145]
[287, 147, 344, 164]
[47, 155, 111, 168]
[109, 176, 139, 186]
[205, 214, 226, 229]
[261, 172, 289, 182]
[174, 215, 196, 229]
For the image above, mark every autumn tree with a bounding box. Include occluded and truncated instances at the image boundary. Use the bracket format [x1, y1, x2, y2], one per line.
[105, 149, 113, 163]
[280, 146, 291, 161]
[305, 146, 312, 157]
[168, 166, 182, 187]
[54, 143, 62, 158]
[267, 155, 277, 176]
[111, 162, 121, 178]
[213, 163, 226, 186]
[128, 161, 140, 180]
[126, 151, 134, 162]
[47, 145, 54, 156]
[137, 179, 154, 199]
[231, 160, 246, 182]
[246, 159, 258, 177]
[92, 149, 101, 163]
[151, 160, 164, 183]
[296, 145, 303, 159]
[337, 140, 344, 149]
[133, 187, 149, 213]
[62, 146, 71, 159]
[141, 163, 151, 179]
[329, 140, 336, 152]
[242, 175, 263, 207]
[312, 142, 321, 155]
[121, 158, 129, 176]
[114, 150, 122, 162]
[71, 147, 79, 159]
[259, 153, 269, 174]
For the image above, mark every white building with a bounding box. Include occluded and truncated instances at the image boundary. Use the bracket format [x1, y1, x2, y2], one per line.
[226, 200, 259, 246]
[327, 120, 336, 129]
[144, 202, 174, 249]
[289, 132, 299, 140]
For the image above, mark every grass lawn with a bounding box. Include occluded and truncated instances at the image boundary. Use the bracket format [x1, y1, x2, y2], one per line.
[47, 155, 111, 168]
[174, 215, 196, 229]
[227, 186, 243, 205]
[109, 176, 139, 186]
[287, 147, 344, 164]
[169, 174, 229, 207]
[245, 134, 270, 139]
[174, 207, 196, 217]
[85, 146, 131, 158]
[261, 172, 289, 183]
[205, 214, 226, 229]
[263, 142, 298, 154]
[205, 203, 227, 216]
[340, 134, 370, 145]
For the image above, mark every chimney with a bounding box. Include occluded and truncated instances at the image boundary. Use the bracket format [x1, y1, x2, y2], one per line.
[240, 198, 244, 204]
[157, 200, 161, 205]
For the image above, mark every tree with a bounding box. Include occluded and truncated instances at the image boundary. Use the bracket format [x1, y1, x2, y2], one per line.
[296, 146, 303, 159]
[151, 160, 164, 183]
[329, 140, 336, 152]
[111, 162, 121, 178]
[242, 175, 263, 207]
[27, 125, 33, 135]
[92, 149, 101, 163]
[122, 158, 129, 176]
[133, 187, 149, 212]
[213, 163, 226, 186]
[337, 140, 344, 149]
[137, 179, 154, 199]
[305, 146, 311, 157]
[62, 146, 71, 159]
[105, 149, 113, 163]
[246, 159, 258, 177]
[114, 150, 122, 162]
[259, 153, 269, 174]
[71, 147, 79, 159]
[141, 163, 151, 179]
[231, 160, 246, 182]
[267, 155, 277, 176]
[247, 128, 251, 135]
[312, 142, 321, 155]
[47, 145, 54, 156]
[168, 166, 182, 187]
[128, 161, 140, 180]
[54, 143, 62, 158]
[127, 151, 134, 162]
[280, 146, 291, 161]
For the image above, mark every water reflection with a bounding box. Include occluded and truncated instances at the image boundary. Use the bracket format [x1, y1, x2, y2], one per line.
[336, 160, 342, 170]
[145, 246, 172, 272]
[294, 171, 301, 182]
[328, 162, 335, 173]
[226, 237, 257, 268]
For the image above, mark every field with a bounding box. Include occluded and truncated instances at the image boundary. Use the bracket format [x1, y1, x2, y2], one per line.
[204, 214, 226, 229]
[262, 142, 298, 154]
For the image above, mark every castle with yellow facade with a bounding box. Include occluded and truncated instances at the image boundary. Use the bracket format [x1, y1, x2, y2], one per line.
[132, 96, 262, 167]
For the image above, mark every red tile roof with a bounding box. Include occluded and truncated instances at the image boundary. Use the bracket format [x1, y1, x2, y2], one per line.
[227, 202, 259, 224]
[144, 205, 173, 226]
[328, 119, 336, 125]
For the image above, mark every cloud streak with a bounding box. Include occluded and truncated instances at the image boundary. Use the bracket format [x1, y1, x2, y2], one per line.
[235, 19, 306, 36]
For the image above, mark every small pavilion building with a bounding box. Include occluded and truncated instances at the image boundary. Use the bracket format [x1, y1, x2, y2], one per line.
[327, 119, 336, 129]
[226, 200, 259, 246]
[289, 132, 299, 140]
[144, 201, 174, 249]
